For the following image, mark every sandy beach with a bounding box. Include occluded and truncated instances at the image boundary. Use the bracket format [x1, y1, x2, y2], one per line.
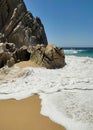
[0, 95, 65, 130]
[0, 61, 65, 130]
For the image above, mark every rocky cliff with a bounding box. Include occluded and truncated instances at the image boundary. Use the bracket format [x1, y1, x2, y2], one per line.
[0, 0, 48, 47]
[0, 0, 65, 69]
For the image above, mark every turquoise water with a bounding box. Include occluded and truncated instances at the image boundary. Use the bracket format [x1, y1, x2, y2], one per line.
[63, 48, 93, 58]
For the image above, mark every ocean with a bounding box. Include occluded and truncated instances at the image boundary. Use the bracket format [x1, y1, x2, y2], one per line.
[0, 48, 93, 130]
[63, 47, 93, 58]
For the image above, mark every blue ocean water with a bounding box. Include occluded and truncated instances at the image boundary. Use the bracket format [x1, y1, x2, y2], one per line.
[63, 47, 93, 58]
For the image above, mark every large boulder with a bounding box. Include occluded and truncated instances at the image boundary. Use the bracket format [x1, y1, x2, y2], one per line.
[30, 44, 65, 69]
[0, 0, 48, 47]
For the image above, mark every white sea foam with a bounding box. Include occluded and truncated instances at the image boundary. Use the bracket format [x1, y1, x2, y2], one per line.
[64, 49, 86, 55]
[0, 56, 93, 130]
[64, 50, 78, 54]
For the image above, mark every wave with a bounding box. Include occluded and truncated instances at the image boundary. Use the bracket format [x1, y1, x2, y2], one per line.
[64, 49, 93, 58]
[64, 49, 79, 54]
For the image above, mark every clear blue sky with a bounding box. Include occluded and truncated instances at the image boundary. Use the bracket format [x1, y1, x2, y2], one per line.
[24, 0, 93, 47]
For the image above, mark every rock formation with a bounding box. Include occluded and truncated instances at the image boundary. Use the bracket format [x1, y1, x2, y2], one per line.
[0, 0, 66, 69]
[0, 0, 48, 47]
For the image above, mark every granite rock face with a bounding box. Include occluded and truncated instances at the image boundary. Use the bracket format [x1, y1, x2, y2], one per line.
[0, 0, 48, 47]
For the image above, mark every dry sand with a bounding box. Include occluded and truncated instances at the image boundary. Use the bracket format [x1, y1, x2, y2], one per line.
[15, 60, 39, 68]
[0, 95, 65, 130]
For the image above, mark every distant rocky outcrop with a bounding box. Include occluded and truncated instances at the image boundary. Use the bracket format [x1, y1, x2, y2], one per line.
[0, 0, 48, 47]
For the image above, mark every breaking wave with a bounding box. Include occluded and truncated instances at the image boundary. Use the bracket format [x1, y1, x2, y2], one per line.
[64, 49, 93, 58]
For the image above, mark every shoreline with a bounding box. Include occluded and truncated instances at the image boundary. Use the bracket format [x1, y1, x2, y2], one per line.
[0, 94, 65, 130]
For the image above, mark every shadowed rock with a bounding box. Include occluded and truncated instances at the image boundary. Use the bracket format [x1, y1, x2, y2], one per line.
[0, 43, 30, 68]
[13, 45, 30, 62]
[0, 43, 11, 68]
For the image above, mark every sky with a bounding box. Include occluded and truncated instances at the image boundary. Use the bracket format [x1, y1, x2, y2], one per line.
[24, 0, 93, 47]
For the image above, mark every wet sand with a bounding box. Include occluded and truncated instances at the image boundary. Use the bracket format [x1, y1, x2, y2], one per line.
[0, 95, 65, 130]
